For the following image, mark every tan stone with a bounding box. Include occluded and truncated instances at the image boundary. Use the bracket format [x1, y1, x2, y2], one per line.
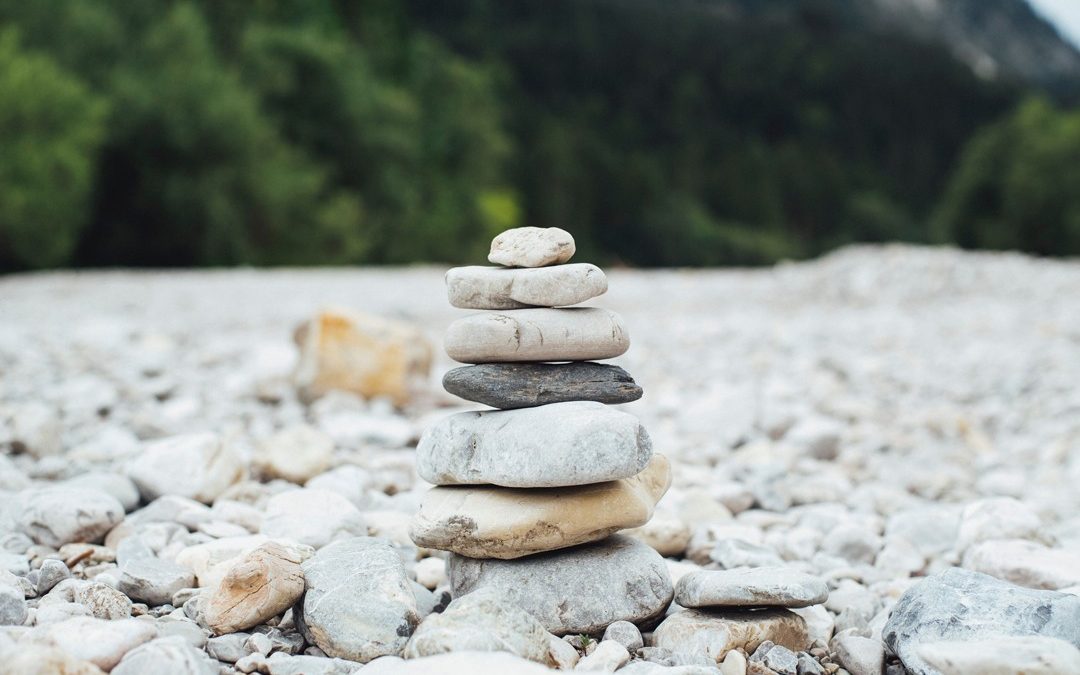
[652, 609, 809, 664]
[623, 508, 691, 557]
[409, 455, 671, 559]
[293, 309, 432, 406]
[203, 542, 311, 635]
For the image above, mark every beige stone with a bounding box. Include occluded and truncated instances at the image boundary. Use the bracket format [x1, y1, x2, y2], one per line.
[444, 308, 629, 364]
[488, 227, 575, 267]
[252, 425, 334, 484]
[410, 456, 671, 559]
[293, 309, 432, 406]
[651, 609, 809, 664]
[203, 542, 311, 635]
[445, 264, 606, 309]
[623, 508, 691, 557]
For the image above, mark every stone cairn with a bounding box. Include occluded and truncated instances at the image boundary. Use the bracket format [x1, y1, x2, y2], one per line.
[409, 226, 676, 637]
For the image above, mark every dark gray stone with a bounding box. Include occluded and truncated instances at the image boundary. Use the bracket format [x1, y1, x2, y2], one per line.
[882, 567, 1080, 675]
[442, 362, 642, 409]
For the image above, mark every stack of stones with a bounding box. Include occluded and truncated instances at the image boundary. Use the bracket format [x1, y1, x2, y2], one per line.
[409, 226, 675, 637]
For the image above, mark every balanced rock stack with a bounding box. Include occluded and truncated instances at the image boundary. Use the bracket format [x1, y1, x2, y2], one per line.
[409, 226, 675, 636]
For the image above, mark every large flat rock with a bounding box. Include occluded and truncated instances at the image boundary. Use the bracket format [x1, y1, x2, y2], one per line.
[442, 362, 642, 409]
[448, 535, 672, 635]
[444, 308, 629, 363]
[416, 401, 652, 488]
[651, 608, 810, 664]
[446, 264, 606, 309]
[410, 455, 671, 558]
[675, 568, 829, 609]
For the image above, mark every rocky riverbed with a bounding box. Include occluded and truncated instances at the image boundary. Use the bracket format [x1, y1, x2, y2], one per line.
[1, 244, 1079, 674]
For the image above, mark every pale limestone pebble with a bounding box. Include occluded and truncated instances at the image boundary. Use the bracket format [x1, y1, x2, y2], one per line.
[22, 616, 156, 671]
[623, 509, 691, 557]
[675, 568, 829, 609]
[261, 652, 361, 675]
[446, 264, 606, 310]
[0, 456, 30, 492]
[259, 489, 367, 549]
[621, 664, 719, 675]
[35, 559, 71, 595]
[298, 537, 419, 662]
[720, 649, 747, 675]
[17, 488, 124, 548]
[154, 615, 208, 649]
[410, 455, 670, 559]
[709, 539, 782, 569]
[602, 621, 643, 652]
[962, 539, 1080, 589]
[651, 609, 809, 664]
[63, 473, 141, 513]
[33, 602, 91, 625]
[127, 432, 245, 504]
[253, 425, 335, 485]
[789, 605, 834, 646]
[413, 557, 446, 590]
[829, 633, 884, 675]
[749, 641, 798, 675]
[117, 557, 195, 606]
[111, 635, 217, 675]
[41, 579, 132, 620]
[404, 587, 550, 663]
[417, 402, 651, 488]
[818, 523, 882, 565]
[367, 651, 553, 674]
[211, 500, 264, 533]
[175, 535, 285, 590]
[575, 639, 629, 672]
[410, 581, 437, 620]
[884, 505, 960, 560]
[549, 633, 581, 669]
[6, 402, 61, 458]
[916, 635, 1080, 675]
[0, 584, 26, 626]
[488, 226, 575, 268]
[955, 497, 1047, 552]
[450, 536, 672, 635]
[444, 308, 629, 364]
[204, 541, 310, 635]
[292, 308, 433, 407]
[0, 643, 106, 675]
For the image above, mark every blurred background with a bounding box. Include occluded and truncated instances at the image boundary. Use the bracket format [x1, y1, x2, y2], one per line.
[1, 0, 1079, 272]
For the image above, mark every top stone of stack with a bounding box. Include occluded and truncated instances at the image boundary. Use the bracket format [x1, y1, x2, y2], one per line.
[488, 227, 575, 268]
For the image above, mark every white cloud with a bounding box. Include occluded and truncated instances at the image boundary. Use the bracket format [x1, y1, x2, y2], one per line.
[1027, 0, 1080, 49]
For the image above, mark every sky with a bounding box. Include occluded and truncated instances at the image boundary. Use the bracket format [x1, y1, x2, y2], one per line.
[1028, 0, 1080, 48]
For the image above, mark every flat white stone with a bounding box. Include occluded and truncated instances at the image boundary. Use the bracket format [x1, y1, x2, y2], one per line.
[488, 227, 575, 267]
[416, 401, 652, 488]
[917, 635, 1080, 675]
[675, 568, 829, 609]
[445, 264, 607, 309]
[445, 308, 629, 363]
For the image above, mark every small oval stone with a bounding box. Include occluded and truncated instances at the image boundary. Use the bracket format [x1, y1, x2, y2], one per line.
[488, 227, 575, 268]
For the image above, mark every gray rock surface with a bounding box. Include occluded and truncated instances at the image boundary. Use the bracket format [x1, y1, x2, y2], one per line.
[24, 616, 157, 671]
[259, 489, 367, 549]
[112, 636, 218, 675]
[127, 432, 245, 504]
[36, 559, 71, 595]
[0, 583, 27, 626]
[830, 633, 884, 675]
[602, 621, 644, 652]
[417, 401, 651, 488]
[444, 308, 629, 363]
[651, 608, 810, 665]
[675, 568, 829, 609]
[442, 362, 642, 409]
[17, 487, 124, 548]
[446, 264, 606, 309]
[118, 557, 195, 606]
[883, 568, 1080, 675]
[298, 537, 419, 662]
[449, 535, 672, 635]
[916, 635, 1080, 675]
[488, 226, 575, 268]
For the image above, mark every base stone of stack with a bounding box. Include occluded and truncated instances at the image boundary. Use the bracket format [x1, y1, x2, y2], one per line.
[448, 535, 673, 635]
[409, 455, 671, 559]
[416, 401, 652, 488]
[444, 308, 629, 363]
[442, 362, 642, 409]
[446, 264, 607, 310]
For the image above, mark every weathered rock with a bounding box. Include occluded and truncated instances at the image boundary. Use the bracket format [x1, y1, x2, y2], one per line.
[0, 583, 26, 626]
[262, 652, 361, 675]
[916, 635, 1080, 675]
[446, 264, 606, 310]
[365, 651, 553, 674]
[204, 541, 310, 635]
[0, 644, 106, 675]
[64, 473, 141, 512]
[128, 432, 245, 504]
[404, 587, 550, 663]
[298, 537, 419, 662]
[444, 308, 629, 364]
[17, 488, 124, 548]
[576, 639, 630, 672]
[549, 634, 581, 669]
[623, 509, 691, 557]
[955, 497, 1044, 552]
[175, 535, 270, 588]
[651, 609, 810, 664]
[112, 636, 218, 675]
[830, 633, 884, 675]
[602, 621, 644, 652]
[253, 425, 335, 485]
[292, 309, 432, 406]
[488, 226, 575, 267]
[43, 579, 132, 620]
[36, 559, 71, 595]
[117, 557, 195, 606]
[206, 633, 253, 663]
[750, 641, 798, 675]
[24, 617, 157, 671]
[675, 568, 829, 609]
[963, 539, 1080, 589]
[260, 489, 367, 549]
[417, 401, 651, 488]
[410, 455, 670, 558]
[442, 362, 641, 409]
[449, 535, 672, 635]
[882, 568, 1080, 675]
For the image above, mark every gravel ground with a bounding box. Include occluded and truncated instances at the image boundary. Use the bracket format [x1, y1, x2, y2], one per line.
[1, 244, 1079, 674]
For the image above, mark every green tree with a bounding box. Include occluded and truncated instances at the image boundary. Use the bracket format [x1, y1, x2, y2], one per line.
[934, 98, 1080, 255]
[0, 30, 107, 269]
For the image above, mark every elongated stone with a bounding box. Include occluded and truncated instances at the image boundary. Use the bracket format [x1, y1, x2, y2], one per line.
[442, 362, 642, 409]
[446, 264, 606, 310]
[675, 568, 829, 609]
[488, 227, 575, 267]
[444, 308, 629, 363]
[651, 609, 810, 664]
[410, 455, 671, 559]
[449, 535, 673, 635]
[416, 401, 651, 488]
